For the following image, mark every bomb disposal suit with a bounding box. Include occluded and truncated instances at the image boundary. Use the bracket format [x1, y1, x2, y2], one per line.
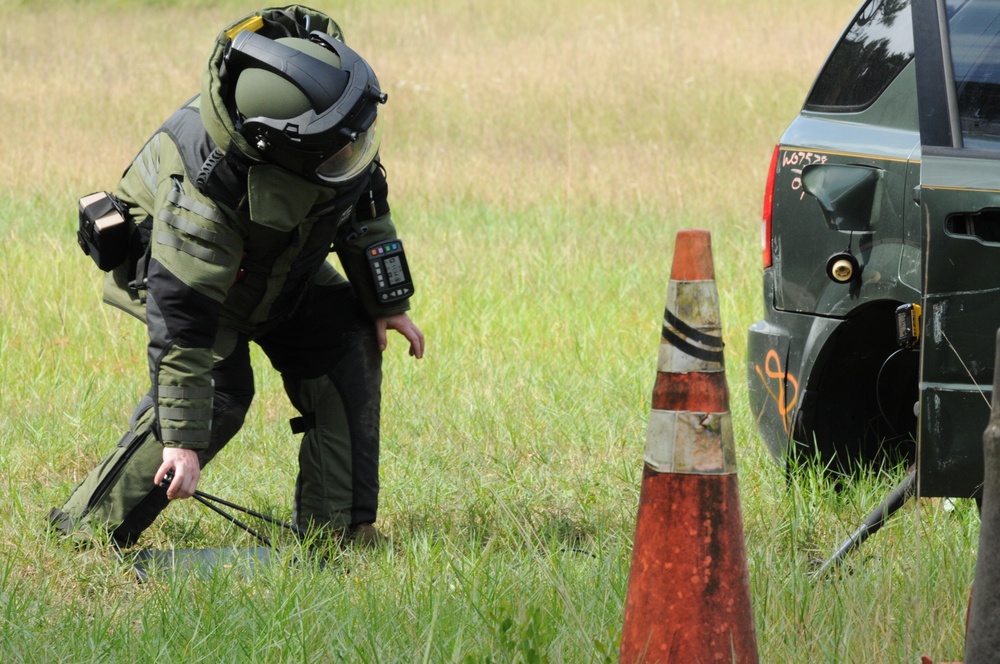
[50, 6, 425, 547]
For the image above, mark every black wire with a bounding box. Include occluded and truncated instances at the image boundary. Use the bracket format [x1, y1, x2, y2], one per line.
[192, 493, 273, 547]
[194, 490, 308, 538]
[875, 347, 912, 437]
[159, 472, 306, 545]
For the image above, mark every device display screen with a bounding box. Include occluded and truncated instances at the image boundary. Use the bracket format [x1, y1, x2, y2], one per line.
[385, 256, 405, 285]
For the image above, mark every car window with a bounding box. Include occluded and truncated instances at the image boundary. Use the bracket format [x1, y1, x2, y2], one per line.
[949, 0, 1000, 145]
[805, 0, 914, 112]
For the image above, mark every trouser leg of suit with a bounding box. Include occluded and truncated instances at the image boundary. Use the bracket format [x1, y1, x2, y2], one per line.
[258, 283, 383, 532]
[49, 330, 255, 547]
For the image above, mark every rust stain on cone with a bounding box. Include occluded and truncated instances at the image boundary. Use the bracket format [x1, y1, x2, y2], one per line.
[622, 472, 756, 663]
[620, 229, 758, 664]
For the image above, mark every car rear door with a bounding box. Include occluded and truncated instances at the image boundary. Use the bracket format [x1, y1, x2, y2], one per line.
[914, 0, 1000, 497]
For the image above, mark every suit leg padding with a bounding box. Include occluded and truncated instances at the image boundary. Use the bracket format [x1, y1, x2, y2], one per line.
[289, 375, 355, 530]
[53, 388, 252, 547]
[261, 284, 384, 532]
[54, 397, 166, 547]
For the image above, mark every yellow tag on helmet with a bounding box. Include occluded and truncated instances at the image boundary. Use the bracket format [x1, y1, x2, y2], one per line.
[225, 15, 264, 41]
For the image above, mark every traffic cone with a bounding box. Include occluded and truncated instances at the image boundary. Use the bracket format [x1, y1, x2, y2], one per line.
[620, 229, 758, 664]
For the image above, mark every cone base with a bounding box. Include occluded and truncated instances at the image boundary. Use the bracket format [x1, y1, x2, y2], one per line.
[620, 470, 758, 664]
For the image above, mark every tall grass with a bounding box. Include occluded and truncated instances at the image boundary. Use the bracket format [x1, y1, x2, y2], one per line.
[0, 0, 980, 661]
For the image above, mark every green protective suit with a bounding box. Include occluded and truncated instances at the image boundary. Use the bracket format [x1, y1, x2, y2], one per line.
[50, 6, 411, 546]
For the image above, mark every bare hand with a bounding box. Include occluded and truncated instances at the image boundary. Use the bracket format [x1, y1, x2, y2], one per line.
[376, 313, 425, 358]
[154, 447, 201, 500]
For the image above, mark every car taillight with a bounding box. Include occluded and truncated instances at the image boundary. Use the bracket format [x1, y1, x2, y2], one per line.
[761, 145, 779, 268]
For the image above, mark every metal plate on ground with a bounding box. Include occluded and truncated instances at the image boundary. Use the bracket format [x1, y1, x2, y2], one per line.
[126, 546, 278, 581]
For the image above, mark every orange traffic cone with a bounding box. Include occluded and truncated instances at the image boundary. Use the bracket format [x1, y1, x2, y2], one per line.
[620, 229, 758, 664]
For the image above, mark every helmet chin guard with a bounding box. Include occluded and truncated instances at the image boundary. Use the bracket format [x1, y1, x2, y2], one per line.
[224, 30, 387, 183]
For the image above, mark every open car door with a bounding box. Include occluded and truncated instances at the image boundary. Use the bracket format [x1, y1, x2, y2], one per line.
[914, 0, 1000, 497]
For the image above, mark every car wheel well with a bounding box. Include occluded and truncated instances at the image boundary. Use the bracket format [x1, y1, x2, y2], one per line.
[792, 301, 919, 474]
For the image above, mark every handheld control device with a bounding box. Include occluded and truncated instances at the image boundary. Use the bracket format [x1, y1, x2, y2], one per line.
[366, 239, 413, 303]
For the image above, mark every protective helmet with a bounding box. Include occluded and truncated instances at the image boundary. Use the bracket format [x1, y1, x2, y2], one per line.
[223, 30, 387, 184]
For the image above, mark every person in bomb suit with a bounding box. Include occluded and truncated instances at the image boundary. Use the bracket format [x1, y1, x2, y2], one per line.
[49, 5, 424, 548]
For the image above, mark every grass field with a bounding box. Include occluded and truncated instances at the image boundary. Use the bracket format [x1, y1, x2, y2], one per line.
[0, 0, 983, 661]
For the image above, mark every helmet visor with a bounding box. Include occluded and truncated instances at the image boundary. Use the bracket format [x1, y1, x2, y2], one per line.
[315, 117, 382, 184]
